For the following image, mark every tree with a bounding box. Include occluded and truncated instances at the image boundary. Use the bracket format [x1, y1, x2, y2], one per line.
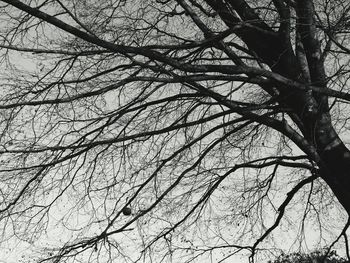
[0, 0, 349, 262]
[270, 250, 348, 263]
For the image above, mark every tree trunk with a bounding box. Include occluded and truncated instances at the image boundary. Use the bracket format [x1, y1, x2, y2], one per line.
[206, 0, 350, 215]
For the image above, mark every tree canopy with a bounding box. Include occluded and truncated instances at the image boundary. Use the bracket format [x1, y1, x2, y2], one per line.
[0, 0, 350, 262]
[270, 250, 348, 263]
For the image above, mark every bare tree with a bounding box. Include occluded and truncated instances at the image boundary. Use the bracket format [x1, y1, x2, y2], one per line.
[0, 0, 350, 262]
